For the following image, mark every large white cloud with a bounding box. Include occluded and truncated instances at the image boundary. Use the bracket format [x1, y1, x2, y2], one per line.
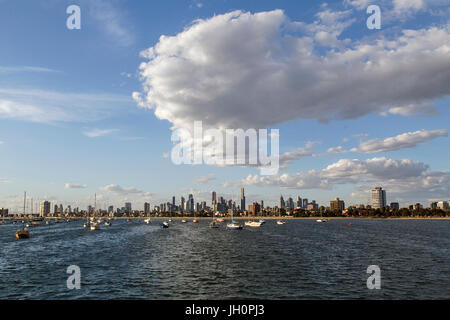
[134, 10, 450, 133]
[224, 157, 432, 189]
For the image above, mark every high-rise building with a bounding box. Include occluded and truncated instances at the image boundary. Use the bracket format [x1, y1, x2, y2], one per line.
[240, 188, 246, 212]
[181, 197, 185, 211]
[188, 194, 194, 212]
[144, 202, 150, 214]
[108, 205, 114, 213]
[279, 195, 285, 209]
[248, 202, 260, 216]
[172, 196, 175, 207]
[212, 191, 217, 205]
[287, 197, 294, 210]
[296, 196, 302, 208]
[390, 202, 399, 210]
[371, 187, 386, 209]
[330, 198, 345, 211]
[125, 202, 132, 213]
[40, 201, 50, 217]
[260, 200, 264, 209]
[302, 198, 308, 209]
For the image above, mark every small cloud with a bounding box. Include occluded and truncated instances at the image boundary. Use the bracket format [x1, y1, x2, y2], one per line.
[65, 183, 87, 189]
[0, 66, 59, 74]
[83, 128, 118, 138]
[194, 174, 216, 185]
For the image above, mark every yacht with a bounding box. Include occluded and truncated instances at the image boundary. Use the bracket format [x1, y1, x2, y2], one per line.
[227, 211, 243, 230]
[244, 221, 262, 227]
[276, 220, 286, 225]
[316, 219, 328, 223]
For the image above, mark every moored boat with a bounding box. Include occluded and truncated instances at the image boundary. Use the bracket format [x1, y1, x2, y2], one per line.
[244, 221, 262, 227]
[160, 221, 169, 228]
[16, 228, 30, 239]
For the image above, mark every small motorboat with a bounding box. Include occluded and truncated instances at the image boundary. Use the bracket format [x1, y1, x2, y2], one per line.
[168, 219, 173, 222]
[144, 218, 151, 224]
[227, 222, 243, 230]
[83, 221, 90, 228]
[16, 228, 30, 239]
[104, 220, 111, 226]
[181, 219, 188, 223]
[244, 221, 262, 227]
[193, 219, 199, 223]
[316, 219, 328, 223]
[160, 221, 169, 228]
[259, 218, 266, 224]
[216, 218, 225, 223]
[276, 220, 286, 225]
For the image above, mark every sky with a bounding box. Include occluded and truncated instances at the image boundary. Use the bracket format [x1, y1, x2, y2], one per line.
[0, 0, 449, 212]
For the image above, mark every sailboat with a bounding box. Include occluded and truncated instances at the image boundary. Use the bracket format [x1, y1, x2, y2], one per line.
[15, 192, 30, 239]
[209, 212, 219, 228]
[90, 194, 100, 231]
[227, 209, 242, 230]
[276, 208, 286, 225]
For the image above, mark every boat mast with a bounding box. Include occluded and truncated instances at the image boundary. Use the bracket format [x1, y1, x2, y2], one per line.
[23, 191, 26, 216]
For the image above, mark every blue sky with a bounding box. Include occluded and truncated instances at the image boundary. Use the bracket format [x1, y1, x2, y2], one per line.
[0, 0, 449, 212]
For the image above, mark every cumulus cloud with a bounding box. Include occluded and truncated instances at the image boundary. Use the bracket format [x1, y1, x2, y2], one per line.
[134, 10, 450, 138]
[65, 183, 88, 189]
[357, 129, 448, 153]
[225, 157, 430, 189]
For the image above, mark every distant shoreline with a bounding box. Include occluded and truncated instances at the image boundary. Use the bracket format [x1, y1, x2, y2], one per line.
[2, 216, 448, 220]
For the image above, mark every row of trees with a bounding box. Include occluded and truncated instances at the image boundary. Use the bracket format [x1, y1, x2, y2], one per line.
[290, 207, 448, 218]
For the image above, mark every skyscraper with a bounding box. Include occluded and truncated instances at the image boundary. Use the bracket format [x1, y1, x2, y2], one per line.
[240, 188, 246, 212]
[296, 196, 302, 208]
[144, 202, 150, 214]
[371, 187, 386, 209]
[125, 202, 132, 213]
[212, 191, 217, 205]
[279, 195, 285, 209]
[302, 198, 308, 208]
[181, 196, 185, 211]
[40, 201, 50, 217]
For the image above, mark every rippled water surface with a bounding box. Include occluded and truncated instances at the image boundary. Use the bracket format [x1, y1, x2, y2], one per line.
[0, 219, 448, 299]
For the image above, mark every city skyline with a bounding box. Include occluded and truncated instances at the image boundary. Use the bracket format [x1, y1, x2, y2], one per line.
[1, 0, 449, 212]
